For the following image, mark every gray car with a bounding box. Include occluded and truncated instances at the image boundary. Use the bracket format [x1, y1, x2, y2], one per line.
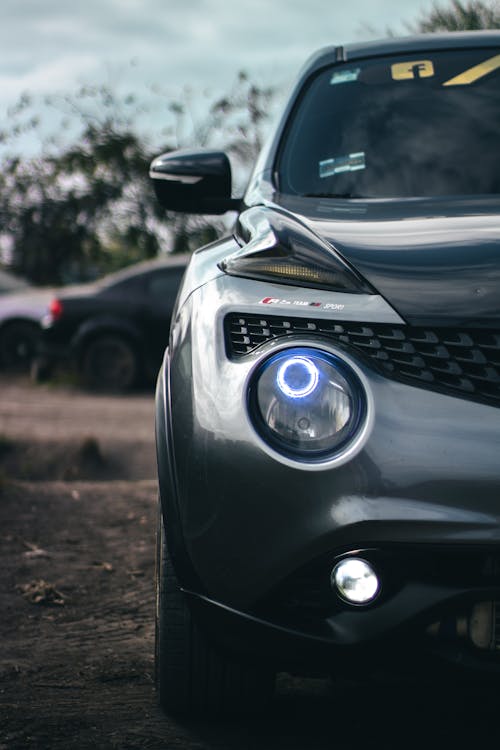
[0, 285, 54, 371]
[151, 31, 500, 716]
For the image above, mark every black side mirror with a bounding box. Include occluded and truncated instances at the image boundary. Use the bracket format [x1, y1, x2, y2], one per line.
[149, 149, 241, 215]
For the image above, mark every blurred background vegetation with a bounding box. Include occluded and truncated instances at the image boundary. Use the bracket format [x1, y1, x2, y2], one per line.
[0, 0, 499, 286]
[0, 73, 274, 284]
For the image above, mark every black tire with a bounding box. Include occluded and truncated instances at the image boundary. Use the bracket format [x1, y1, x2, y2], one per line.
[31, 356, 53, 383]
[0, 321, 40, 371]
[81, 334, 139, 392]
[155, 504, 275, 717]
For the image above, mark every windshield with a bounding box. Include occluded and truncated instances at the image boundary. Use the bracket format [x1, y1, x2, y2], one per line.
[277, 48, 500, 199]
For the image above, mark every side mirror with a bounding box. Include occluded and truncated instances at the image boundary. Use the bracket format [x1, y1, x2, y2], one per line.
[149, 149, 241, 215]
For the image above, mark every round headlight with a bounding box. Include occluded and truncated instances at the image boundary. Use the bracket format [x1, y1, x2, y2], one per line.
[331, 558, 380, 604]
[249, 347, 365, 460]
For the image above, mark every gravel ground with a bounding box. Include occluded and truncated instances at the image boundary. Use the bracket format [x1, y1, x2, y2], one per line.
[1, 376, 500, 749]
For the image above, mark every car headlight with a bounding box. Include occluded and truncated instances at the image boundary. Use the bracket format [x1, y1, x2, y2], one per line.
[248, 347, 365, 460]
[220, 206, 374, 294]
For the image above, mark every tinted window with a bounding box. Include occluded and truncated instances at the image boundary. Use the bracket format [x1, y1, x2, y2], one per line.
[278, 49, 500, 198]
[104, 275, 146, 295]
[147, 269, 184, 299]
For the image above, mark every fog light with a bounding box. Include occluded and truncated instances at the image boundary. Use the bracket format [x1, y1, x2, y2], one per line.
[332, 558, 380, 604]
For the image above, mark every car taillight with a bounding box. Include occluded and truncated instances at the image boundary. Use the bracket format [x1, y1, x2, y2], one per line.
[49, 298, 64, 321]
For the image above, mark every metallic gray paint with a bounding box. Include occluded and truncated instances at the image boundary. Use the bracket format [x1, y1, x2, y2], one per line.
[226, 201, 500, 327]
[154, 33, 500, 661]
[298, 200, 500, 327]
[158, 262, 500, 614]
[200, 274, 403, 322]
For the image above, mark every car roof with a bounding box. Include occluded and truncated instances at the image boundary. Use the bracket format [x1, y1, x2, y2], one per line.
[302, 30, 500, 75]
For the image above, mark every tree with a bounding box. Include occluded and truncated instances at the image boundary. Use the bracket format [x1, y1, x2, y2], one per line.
[408, 0, 500, 32]
[0, 74, 276, 285]
[207, 72, 275, 172]
[0, 120, 164, 285]
[0, 84, 172, 284]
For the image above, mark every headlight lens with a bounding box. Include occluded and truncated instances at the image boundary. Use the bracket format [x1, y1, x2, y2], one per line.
[249, 347, 365, 459]
[332, 558, 380, 604]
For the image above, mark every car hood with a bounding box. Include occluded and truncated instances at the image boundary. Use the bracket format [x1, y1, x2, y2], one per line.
[277, 196, 500, 327]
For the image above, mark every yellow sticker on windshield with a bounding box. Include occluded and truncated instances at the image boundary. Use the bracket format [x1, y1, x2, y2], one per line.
[391, 60, 434, 80]
[443, 54, 500, 86]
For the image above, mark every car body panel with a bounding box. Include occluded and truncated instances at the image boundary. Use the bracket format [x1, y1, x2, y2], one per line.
[235, 200, 500, 327]
[0, 288, 55, 325]
[155, 31, 500, 674]
[159, 272, 500, 609]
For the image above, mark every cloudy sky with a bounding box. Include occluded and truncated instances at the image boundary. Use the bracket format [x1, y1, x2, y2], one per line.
[2, 0, 436, 150]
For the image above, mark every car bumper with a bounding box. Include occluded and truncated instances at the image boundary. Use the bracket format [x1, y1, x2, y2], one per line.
[183, 584, 500, 678]
[157, 273, 500, 668]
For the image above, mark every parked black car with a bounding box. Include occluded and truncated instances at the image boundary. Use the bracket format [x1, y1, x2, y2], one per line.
[37, 256, 188, 390]
[151, 31, 500, 716]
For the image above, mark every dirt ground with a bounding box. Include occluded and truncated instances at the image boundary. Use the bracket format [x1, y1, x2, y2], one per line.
[1, 376, 500, 749]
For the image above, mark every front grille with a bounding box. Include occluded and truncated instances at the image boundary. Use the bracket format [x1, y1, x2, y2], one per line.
[225, 313, 500, 407]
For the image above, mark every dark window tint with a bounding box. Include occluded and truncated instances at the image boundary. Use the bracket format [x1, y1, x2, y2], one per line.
[147, 269, 184, 299]
[104, 275, 146, 295]
[278, 49, 500, 198]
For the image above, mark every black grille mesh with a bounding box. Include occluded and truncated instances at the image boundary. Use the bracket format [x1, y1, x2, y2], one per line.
[225, 313, 500, 407]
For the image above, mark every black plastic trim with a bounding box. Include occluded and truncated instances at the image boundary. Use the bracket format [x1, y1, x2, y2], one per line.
[155, 350, 205, 593]
[226, 313, 500, 409]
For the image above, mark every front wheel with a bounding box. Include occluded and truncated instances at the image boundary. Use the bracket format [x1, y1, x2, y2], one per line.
[155, 505, 275, 716]
[0, 321, 40, 371]
[81, 334, 139, 392]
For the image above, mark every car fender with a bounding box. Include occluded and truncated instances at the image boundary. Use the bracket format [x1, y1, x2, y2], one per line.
[156, 348, 204, 593]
